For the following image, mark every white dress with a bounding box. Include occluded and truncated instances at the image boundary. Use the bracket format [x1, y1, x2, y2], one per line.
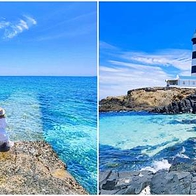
[0, 118, 9, 145]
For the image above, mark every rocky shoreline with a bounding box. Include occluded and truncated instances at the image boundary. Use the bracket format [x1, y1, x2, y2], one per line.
[100, 87, 196, 113]
[100, 137, 196, 195]
[153, 94, 196, 114]
[100, 142, 196, 195]
[0, 141, 87, 194]
[100, 165, 196, 195]
[100, 87, 196, 194]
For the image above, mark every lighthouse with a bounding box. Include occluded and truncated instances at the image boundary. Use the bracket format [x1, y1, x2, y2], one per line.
[165, 30, 196, 87]
[191, 31, 196, 76]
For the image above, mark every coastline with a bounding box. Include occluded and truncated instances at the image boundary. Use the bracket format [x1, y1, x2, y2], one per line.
[0, 141, 88, 194]
[99, 87, 196, 113]
[100, 137, 196, 195]
[100, 87, 196, 194]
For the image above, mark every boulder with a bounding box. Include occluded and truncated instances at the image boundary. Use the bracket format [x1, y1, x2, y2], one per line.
[100, 170, 154, 195]
[150, 170, 192, 194]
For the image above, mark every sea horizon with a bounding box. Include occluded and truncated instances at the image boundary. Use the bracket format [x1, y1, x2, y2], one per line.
[0, 76, 97, 194]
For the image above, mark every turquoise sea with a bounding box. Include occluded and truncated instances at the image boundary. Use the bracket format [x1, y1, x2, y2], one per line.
[100, 112, 196, 172]
[0, 76, 97, 194]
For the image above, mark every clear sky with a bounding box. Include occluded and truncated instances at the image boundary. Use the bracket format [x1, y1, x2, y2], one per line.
[0, 2, 97, 76]
[100, 2, 196, 98]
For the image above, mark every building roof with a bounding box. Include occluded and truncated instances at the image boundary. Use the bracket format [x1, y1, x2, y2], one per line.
[179, 75, 196, 80]
[166, 75, 196, 81]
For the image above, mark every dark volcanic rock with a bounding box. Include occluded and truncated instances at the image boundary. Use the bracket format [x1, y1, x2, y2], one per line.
[151, 170, 192, 194]
[100, 170, 154, 195]
[0, 141, 87, 195]
[99, 170, 112, 190]
[153, 94, 196, 114]
[100, 168, 196, 194]
[102, 171, 119, 190]
[170, 161, 196, 173]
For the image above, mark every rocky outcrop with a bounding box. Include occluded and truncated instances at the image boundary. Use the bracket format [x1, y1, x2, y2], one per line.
[100, 138, 196, 194]
[99, 167, 196, 195]
[100, 170, 154, 195]
[0, 141, 87, 194]
[100, 87, 196, 112]
[153, 94, 196, 114]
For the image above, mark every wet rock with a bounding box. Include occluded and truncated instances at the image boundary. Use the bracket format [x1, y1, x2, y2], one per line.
[150, 170, 192, 194]
[100, 170, 154, 195]
[192, 177, 196, 182]
[102, 171, 119, 190]
[139, 185, 151, 195]
[118, 171, 139, 178]
[191, 189, 196, 194]
[100, 189, 120, 195]
[123, 177, 150, 194]
[191, 183, 196, 190]
[99, 170, 112, 190]
[100, 167, 196, 194]
[170, 161, 196, 173]
[100, 166, 196, 195]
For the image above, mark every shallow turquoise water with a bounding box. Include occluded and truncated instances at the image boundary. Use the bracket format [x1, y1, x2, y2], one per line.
[0, 76, 97, 194]
[100, 112, 196, 172]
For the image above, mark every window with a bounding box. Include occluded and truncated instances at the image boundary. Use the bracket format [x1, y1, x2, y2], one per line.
[192, 66, 196, 73]
[193, 81, 195, 85]
[183, 81, 185, 85]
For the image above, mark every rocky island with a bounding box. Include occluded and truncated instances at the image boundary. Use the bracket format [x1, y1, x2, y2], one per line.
[0, 141, 87, 194]
[100, 87, 196, 114]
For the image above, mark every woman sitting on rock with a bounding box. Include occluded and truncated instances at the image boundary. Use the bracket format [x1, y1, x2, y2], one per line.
[0, 108, 14, 152]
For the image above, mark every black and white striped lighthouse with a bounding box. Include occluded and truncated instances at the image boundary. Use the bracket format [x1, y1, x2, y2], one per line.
[191, 31, 196, 76]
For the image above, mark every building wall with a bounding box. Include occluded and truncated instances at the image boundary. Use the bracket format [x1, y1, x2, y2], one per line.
[178, 79, 196, 86]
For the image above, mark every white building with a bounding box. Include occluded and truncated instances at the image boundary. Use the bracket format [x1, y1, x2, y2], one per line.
[166, 75, 196, 87]
[166, 30, 196, 87]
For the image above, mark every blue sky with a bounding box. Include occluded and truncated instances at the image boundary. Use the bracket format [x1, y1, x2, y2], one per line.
[100, 2, 196, 98]
[0, 2, 97, 76]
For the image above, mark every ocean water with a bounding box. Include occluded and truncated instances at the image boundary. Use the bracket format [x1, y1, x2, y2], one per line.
[0, 76, 97, 194]
[100, 111, 196, 172]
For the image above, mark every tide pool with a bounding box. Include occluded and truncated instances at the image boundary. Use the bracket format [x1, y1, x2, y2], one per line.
[0, 76, 97, 194]
[100, 112, 196, 172]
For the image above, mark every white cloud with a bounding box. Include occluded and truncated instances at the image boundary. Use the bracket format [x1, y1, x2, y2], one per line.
[100, 41, 119, 50]
[0, 15, 37, 39]
[24, 15, 37, 25]
[19, 20, 29, 30]
[121, 49, 191, 71]
[0, 21, 10, 29]
[100, 63, 169, 99]
[100, 42, 192, 99]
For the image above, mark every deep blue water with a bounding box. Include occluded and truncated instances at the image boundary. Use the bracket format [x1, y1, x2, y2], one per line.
[0, 76, 97, 194]
[100, 111, 196, 172]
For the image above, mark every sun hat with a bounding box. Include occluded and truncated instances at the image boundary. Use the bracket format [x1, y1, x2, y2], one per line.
[0, 108, 5, 116]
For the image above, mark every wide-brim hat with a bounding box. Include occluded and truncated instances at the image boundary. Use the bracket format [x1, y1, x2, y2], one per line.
[0, 108, 5, 116]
